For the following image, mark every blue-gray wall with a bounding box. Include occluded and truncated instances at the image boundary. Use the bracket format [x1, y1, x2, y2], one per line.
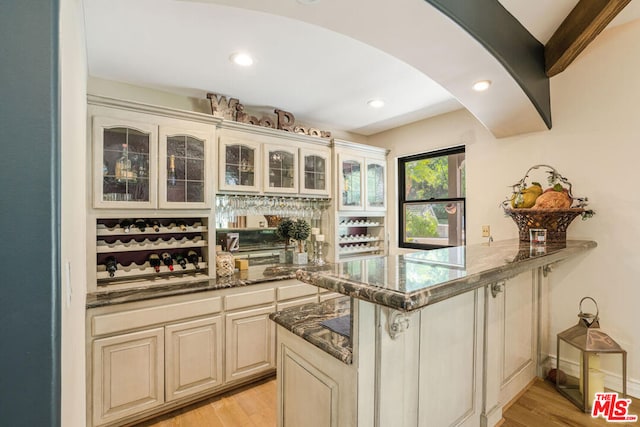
[0, 1, 61, 426]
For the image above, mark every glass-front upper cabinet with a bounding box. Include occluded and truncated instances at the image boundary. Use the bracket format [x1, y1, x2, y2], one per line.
[159, 126, 211, 209]
[366, 159, 386, 211]
[93, 116, 157, 209]
[219, 138, 261, 192]
[264, 144, 298, 193]
[300, 147, 331, 197]
[338, 154, 365, 210]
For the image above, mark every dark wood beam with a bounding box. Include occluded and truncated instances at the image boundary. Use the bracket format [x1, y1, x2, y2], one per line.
[545, 0, 631, 77]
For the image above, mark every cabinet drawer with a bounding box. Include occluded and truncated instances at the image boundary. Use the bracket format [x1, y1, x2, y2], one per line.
[225, 288, 275, 311]
[277, 295, 318, 311]
[92, 296, 222, 337]
[277, 282, 318, 301]
[319, 292, 343, 302]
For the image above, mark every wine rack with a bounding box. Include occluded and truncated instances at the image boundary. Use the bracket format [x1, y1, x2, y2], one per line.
[95, 217, 210, 287]
[336, 214, 386, 260]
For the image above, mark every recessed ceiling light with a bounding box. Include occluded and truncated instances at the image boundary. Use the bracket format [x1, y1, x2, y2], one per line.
[297, 0, 321, 4]
[472, 80, 492, 92]
[367, 99, 385, 108]
[229, 52, 254, 67]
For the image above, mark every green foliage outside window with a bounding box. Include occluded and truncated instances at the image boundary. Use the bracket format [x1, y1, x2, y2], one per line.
[405, 209, 438, 239]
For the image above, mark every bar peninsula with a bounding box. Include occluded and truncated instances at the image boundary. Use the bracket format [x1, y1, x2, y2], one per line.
[270, 239, 596, 427]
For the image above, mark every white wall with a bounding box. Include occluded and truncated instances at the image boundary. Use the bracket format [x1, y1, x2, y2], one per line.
[87, 76, 369, 144]
[60, 0, 87, 425]
[368, 20, 640, 396]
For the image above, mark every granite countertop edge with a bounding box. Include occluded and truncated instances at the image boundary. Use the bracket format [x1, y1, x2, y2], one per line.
[270, 296, 353, 365]
[86, 264, 331, 309]
[296, 240, 597, 312]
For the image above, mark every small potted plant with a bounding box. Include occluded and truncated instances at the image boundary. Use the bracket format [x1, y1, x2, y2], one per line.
[289, 218, 311, 265]
[276, 218, 294, 263]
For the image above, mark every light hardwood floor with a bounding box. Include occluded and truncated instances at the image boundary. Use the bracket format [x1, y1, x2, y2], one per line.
[137, 377, 638, 427]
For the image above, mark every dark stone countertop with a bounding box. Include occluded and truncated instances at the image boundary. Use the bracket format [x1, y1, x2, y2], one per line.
[270, 296, 353, 364]
[86, 263, 332, 309]
[296, 239, 597, 312]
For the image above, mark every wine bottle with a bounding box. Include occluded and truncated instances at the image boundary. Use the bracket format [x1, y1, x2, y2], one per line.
[168, 154, 177, 186]
[105, 256, 118, 278]
[161, 252, 174, 271]
[149, 253, 162, 273]
[187, 250, 200, 269]
[175, 253, 188, 270]
[177, 219, 187, 231]
[116, 144, 133, 183]
[134, 219, 147, 232]
[119, 219, 132, 233]
[151, 219, 161, 232]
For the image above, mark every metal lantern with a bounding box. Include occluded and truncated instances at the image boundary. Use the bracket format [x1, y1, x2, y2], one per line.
[555, 297, 627, 412]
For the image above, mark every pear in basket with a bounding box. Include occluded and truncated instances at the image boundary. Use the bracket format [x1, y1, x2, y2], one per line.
[510, 182, 543, 208]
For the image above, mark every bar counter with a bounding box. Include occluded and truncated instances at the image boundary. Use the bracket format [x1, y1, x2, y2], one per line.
[295, 239, 596, 311]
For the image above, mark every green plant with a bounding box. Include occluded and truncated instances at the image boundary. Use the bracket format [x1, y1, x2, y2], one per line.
[276, 218, 294, 251]
[405, 209, 438, 239]
[289, 219, 311, 253]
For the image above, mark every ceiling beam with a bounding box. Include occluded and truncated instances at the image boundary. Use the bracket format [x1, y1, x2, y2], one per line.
[545, 0, 630, 77]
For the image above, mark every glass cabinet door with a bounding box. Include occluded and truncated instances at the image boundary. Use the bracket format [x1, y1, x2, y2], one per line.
[159, 126, 211, 208]
[300, 147, 330, 196]
[93, 117, 157, 208]
[264, 144, 298, 193]
[366, 159, 386, 211]
[338, 154, 364, 210]
[218, 138, 261, 192]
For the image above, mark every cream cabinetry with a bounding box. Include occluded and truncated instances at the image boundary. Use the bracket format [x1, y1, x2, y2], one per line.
[92, 328, 165, 427]
[225, 305, 276, 383]
[334, 140, 387, 212]
[263, 143, 299, 194]
[300, 146, 331, 196]
[165, 316, 223, 402]
[88, 293, 223, 426]
[332, 140, 388, 262]
[87, 280, 323, 426]
[217, 122, 331, 196]
[276, 327, 357, 427]
[89, 98, 217, 210]
[483, 270, 540, 426]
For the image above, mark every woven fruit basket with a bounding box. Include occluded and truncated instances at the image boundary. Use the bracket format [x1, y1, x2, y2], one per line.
[502, 165, 594, 242]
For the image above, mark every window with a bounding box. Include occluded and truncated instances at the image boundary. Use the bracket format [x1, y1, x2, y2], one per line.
[398, 146, 465, 250]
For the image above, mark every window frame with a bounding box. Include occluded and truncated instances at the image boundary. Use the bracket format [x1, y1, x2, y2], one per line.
[398, 146, 466, 250]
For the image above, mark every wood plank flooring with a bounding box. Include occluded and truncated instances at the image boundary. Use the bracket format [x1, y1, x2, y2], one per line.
[502, 379, 639, 427]
[135, 377, 276, 427]
[137, 377, 638, 427]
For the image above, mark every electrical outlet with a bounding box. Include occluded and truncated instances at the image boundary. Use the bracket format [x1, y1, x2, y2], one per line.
[482, 225, 490, 237]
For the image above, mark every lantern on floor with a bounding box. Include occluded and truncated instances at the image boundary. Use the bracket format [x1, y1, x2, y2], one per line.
[555, 297, 627, 412]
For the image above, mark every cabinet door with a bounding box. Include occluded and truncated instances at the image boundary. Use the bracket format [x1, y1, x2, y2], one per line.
[218, 137, 261, 192]
[484, 271, 538, 426]
[366, 158, 386, 211]
[337, 154, 364, 211]
[264, 144, 298, 193]
[92, 328, 164, 426]
[165, 316, 223, 402]
[300, 147, 331, 196]
[225, 305, 276, 383]
[93, 116, 157, 209]
[159, 125, 213, 209]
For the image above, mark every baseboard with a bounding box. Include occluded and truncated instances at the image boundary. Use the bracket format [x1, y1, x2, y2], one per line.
[545, 354, 640, 399]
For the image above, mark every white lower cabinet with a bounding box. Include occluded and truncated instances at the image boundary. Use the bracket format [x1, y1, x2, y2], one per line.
[92, 328, 165, 427]
[165, 316, 223, 402]
[88, 281, 327, 426]
[225, 305, 276, 383]
[483, 270, 539, 426]
[277, 327, 357, 427]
